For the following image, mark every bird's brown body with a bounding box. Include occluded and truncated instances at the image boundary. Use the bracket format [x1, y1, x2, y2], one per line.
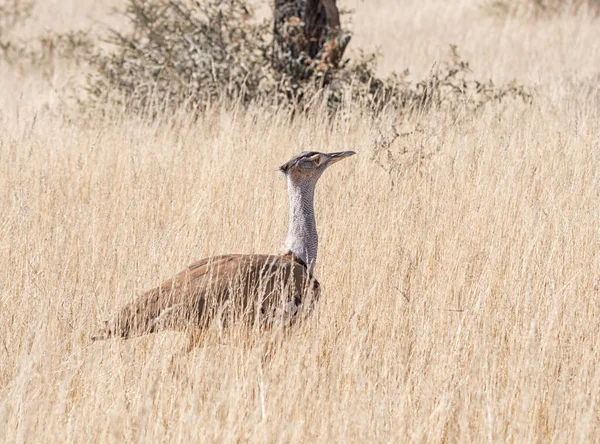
[93, 253, 319, 340]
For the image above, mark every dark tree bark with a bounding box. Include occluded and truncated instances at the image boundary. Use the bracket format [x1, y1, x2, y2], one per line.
[273, 0, 350, 77]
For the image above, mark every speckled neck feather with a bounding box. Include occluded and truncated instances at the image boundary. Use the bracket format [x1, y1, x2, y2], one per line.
[283, 178, 318, 273]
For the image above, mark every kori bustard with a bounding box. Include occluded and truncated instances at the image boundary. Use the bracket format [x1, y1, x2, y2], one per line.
[92, 151, 355, 341]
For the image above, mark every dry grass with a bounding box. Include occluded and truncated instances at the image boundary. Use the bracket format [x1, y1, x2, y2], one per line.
[2, 0, 600, 441]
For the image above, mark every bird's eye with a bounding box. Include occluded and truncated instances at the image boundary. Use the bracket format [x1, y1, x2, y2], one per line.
[300, 155, 322, 168]
[298, 160, 314, 169]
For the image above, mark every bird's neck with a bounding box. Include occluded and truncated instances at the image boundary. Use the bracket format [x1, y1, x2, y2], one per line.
[283, 179, 318, 273]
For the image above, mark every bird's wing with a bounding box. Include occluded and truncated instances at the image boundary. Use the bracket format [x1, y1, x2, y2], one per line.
[93, 254, 319, 340]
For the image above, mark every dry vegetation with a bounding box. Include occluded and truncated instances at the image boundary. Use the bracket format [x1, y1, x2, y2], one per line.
[1, 0, 600, 441]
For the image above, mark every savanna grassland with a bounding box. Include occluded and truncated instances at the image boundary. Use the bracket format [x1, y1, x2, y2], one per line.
[1, 0, 600, 441]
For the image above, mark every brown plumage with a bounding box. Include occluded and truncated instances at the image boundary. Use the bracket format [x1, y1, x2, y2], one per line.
[93, 253, 318, 340]
[93, 151, 355, 343]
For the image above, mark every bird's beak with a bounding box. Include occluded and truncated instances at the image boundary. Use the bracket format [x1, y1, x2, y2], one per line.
[326, 151, 356, 165]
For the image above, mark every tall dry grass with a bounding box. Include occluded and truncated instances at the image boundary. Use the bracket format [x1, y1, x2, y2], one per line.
[1, 0, 600, 441]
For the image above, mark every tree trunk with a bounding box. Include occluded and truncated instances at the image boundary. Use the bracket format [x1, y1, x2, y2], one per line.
[273, 0, 350, 77]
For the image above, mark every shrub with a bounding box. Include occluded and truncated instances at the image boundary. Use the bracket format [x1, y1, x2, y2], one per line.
[88, 0, 272, 109]
[0, 0, 93, 76]
[484, 0, 600, 17]
[2, 0, 530, 114]
[330, 45, 531, 114]
[0, 0, 34, 61]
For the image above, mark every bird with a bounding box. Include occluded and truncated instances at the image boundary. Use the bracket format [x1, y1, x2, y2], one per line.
[92, 150, 355, 344]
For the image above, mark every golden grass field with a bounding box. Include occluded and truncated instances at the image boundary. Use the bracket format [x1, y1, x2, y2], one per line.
[1, 0, 600, 441]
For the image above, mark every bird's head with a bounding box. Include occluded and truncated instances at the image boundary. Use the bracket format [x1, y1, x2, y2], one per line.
[279, 151, 356, 184]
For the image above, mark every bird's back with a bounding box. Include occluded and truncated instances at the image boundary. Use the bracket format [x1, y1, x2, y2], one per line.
[94, 253, 320, 340]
